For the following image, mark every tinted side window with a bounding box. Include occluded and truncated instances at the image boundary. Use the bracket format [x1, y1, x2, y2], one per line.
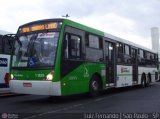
[89, 35, 99, 48]
[86, 34, 103, 62]
[70, 35, 81, 58]
[86, 34, 103, 49]
[64, 33, 81, 59]
[125, 45, 130, 55]
[139, 49, 144, 58]
[117, 42, 123, 54]
[124, 45, 131, 64]
[116, 42, 123, 64]
[146, 52, 150, 60]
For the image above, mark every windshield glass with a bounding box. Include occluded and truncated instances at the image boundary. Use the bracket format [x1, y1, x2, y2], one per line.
[12, 32, 59, 68]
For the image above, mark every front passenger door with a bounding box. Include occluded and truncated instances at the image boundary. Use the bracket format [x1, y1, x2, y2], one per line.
[61, 26, 85, 78]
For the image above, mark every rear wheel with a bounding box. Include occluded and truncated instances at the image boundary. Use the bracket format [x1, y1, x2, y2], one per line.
[89, 75, 101, 97]
[146, 74, 151, 87]
[141, 74, 146, 88]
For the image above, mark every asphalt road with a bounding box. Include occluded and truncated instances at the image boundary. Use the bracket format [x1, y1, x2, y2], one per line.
[1, 82, 160, 119]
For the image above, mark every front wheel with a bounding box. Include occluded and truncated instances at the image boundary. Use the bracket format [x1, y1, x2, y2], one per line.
[89, 75, 100, 97]
[146, 74, 151, 87]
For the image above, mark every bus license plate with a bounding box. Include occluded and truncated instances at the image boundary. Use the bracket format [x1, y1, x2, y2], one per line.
[23, 83, 32, 87]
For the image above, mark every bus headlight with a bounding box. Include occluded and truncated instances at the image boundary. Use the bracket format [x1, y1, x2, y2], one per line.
[46, 72, 54, 81]
[11, 74, 14, 80]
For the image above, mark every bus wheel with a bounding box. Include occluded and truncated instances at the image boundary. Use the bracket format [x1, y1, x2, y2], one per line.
[89, 75, 100, 97]
[146, 74, 151, 87]
[141, 74, 146, 88]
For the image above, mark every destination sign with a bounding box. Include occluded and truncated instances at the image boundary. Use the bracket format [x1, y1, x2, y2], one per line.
[19, 22, 59, 33]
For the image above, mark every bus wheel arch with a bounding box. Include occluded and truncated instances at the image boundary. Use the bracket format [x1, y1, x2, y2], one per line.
[89, 73, 102, 97]
[141, 73, 146, 88]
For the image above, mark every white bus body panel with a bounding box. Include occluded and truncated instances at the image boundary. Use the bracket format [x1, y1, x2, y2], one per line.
[116, 65, 133, 87]
[0, 54, 10, 88]
[116, 65, 157, 87]
[138, 67, 157, 84]
[10, 80, 61, 96]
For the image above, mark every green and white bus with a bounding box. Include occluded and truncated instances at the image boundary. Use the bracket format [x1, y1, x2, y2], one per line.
[10, 19, 159, 96]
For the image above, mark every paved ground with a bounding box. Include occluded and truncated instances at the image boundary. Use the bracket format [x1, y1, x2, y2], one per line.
[0, 82, 160, 119]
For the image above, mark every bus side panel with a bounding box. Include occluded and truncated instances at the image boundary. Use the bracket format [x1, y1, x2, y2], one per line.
[116, 65, 133, 87]
[138, 67, 157, 84]
[0, 54, 10, 88]
[61, 63, 105, 96]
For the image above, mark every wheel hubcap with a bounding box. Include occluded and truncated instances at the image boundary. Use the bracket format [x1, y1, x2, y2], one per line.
[92, 81, 98, 91]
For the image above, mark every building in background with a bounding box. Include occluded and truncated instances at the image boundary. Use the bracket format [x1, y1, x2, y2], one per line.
[151, 27, 159, 52]
[151, 27, 160, 74]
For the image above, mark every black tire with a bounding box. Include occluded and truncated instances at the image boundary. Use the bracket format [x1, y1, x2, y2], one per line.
[141, 74, 146, 88]
[89, 75, 100, 97]
[146, 74, 151, 87]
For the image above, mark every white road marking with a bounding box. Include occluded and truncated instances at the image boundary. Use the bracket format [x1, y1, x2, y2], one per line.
[23, 93, 122, 119]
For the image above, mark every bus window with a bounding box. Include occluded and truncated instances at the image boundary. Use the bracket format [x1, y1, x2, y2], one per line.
[138, 49, 147, 66]
[139, 49, 144, 58]
[88, 35, 99, 48]
[125, 45, 130, 55]
[117, 43, 123, 54]
[150, 53, 154, 60]
[146, 52, 151, 65]
[109, 43, 113, 61]
[116, 42, 123, 63]
[150, 53, 154, 66]
[154, 54, 158, 67]
[105, 42, 109, 59]
[86, 34, 103, 62]
[124, 45, 131, 64]
[65, 33, 81, 59]
[131, 48, 136, 57]
[70, 35, 81, 58]
[146, 52, 150, 60]
[64, 34, 69, 59]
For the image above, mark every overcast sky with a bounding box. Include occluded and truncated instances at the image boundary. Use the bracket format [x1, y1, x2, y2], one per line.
[0, 0, 160, 49]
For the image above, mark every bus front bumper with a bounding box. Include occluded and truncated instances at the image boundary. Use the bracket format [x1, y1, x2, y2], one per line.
[9, 80, 61, 96]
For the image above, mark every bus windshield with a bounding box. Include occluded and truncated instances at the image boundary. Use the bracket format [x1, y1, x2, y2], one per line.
[12, 32, 59, 68]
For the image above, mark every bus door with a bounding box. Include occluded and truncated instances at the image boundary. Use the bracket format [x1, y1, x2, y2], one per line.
[105, 41, 116, 86]
[61, 26, 85, 79]
[131, 48, 138, 83]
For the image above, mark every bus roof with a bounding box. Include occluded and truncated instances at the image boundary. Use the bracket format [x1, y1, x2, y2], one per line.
[18, 18, 156, 54]
[63, 19, 156, 54]
[104, 33, 157, 53]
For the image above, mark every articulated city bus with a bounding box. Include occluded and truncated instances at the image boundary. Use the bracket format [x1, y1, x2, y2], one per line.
[10, 19, 159, 96]
[0, 33, 15, 90]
